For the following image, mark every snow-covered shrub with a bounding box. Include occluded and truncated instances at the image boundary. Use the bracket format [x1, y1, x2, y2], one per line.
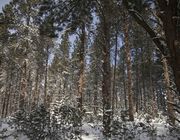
[49, 105, 82, 139]
[12, 105, 50, 140]
[168, 125, 180, 139]
[11, 109, 28, 132]
[49, 95, 82, 139]
[11, 102, 82, 140]
[111, 119, 158, 140]
[111, 120, 135, 139]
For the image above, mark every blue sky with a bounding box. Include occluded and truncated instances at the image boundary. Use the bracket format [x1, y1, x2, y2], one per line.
[0, 0, 11, 12]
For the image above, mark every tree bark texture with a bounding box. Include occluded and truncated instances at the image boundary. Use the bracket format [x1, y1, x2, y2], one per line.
[124, 11, 134, 121]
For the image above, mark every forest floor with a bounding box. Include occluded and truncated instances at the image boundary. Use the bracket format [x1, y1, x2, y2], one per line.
[0, 113, 180, 140]
[81, 115, 180, 140]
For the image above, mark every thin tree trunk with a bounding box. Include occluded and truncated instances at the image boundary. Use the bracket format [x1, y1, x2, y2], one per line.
[32, 69, 39, 109]
[10, 69, 19, 114]
[149, 68, 157, 117]
[19, 61, 27, 110]
[5, 85, 11, 117]
[135, 48, 140, 112]
[4, 70, 13, 117]
[112, 31, 118, 117]
[141, 47, 147, 112]
[1, 94, 4, 117]
[123, 59, 127, 110]
[1, 73, 9, 118]
[26, 69, 31, 112]
[44, 45, 49, 107]
[93, 63, 98, 116]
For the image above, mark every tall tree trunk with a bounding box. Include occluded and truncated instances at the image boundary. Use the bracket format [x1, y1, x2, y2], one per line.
[10, 70, 19, 114]
[112, 31, 118, 117]
[1, 94, 5, 118]
[123, 58, 127, 110]
[102, 36, 111, 136]
[77, 23, 86, 112]
[32, 69, 39, 110]
[1, 72, 9, 118]
[19, 61, 27, 110]
[149, 67, 157, 117]
[5, 69, 13, 117]
[93, 59, 98, 116]
[100, 0, 112, 135]
[141, 47, 147, 112]
[147, 37, 157, 117]
[162, 57, 175, 125]
[135, 48, 140, 112]
[19, 2, 30, 110]
[124, 11, 134, 121]
[26, 69, 31, 112]
[44, 45, 49, 107]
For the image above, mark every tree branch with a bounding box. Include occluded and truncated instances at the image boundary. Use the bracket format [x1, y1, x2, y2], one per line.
[123, 0, 167, 56]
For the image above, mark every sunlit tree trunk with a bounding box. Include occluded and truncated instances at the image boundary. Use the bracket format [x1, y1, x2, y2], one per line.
[162, 57, 175, 125]
[77, 23, 86, 112]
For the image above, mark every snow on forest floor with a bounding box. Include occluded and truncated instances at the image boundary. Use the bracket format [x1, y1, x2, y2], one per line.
[0, 115, 180, 140]
[0, 120, 28, 140]
[81, 120, 180, 140]
[81, 123, 103, 140]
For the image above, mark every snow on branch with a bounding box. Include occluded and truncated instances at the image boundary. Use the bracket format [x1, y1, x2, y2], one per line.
[123, 0, 167, 56]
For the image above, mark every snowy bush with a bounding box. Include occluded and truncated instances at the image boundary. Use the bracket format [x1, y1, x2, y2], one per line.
[11, 103, 83, 140]
[111, 120, 136, 139]
[168, 125, 180, 139]
[12, 105, 50, 140]
[50, 104, 82, 139]
[11, 109, 27, 131]
[111, 119, 158, 140]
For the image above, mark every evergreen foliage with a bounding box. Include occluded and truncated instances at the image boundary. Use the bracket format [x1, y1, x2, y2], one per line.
[0, 0, 180, 139]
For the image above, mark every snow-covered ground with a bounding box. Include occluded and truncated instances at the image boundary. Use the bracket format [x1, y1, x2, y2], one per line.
[81, 123, 103, 140]
[0, 115, 180, 140]
[0, 119, 28, 140]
